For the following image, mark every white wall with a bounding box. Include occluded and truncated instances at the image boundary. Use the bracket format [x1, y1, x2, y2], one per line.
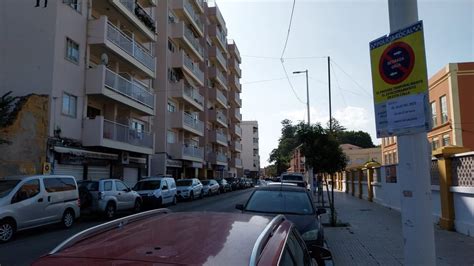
[452, 187, 474, 236]
[241, 120, 259, 172]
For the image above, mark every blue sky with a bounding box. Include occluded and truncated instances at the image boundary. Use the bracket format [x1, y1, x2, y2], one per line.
[216, 0, 473, 167]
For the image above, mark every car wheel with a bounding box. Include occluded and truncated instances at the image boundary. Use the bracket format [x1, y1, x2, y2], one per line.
[0, 220, 15, 243]
[61, 209, 75, 229]
[172, 196, 177, 205]
[105, 202, 116, 220]
[133, 199, 141, 213]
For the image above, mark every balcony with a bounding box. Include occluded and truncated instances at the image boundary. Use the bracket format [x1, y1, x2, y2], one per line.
[208, 152, 228, 166]
[231, 91, 242, 108]
[209, 87, 228, 108]
[231, 108, 242, 122]
[108, 0, 156, 40]
[137, 0, 157, 7]
[86, 66, 154, 116]
[228, 40, 241, 64]
[210, 130, 228, 146]
[169, 143, 204, 162]
[170, 22, 204, 62]
[228, 73, 241, 92]
[209, 109, 228, 128]
[88, 17, 156, 78]
[209, 67, 228, 90]
[209, 24, 227, 52]
[171, 51, 204, 86]
[82, 116, 154, 155]
[229, 157, 243, 168]
[191, 0, 205, 13]
[208, 6, 227, 35]
[231, 141, 242, 152]
[234, 125, 242, 137]
[170, 111, 204, 137]
[228, 56, 242, 78]
[169, 80, 204, 111]
[209, 45, 227, 72]
[171, 0, 204, 37]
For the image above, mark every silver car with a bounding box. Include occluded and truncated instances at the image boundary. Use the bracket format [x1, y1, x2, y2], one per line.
[0, 175, 80, 243]
[176, 179, 203, 200]
[201, 179, 220, 196]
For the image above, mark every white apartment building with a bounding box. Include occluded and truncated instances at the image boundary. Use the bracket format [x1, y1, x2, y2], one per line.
[241, 120, 260, 178]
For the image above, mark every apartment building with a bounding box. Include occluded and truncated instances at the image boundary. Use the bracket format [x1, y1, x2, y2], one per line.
[241, 121, 260, 178]
[151, 1, 242, 179]
[288, 145, 305, 174]
[381, 62, 474, 165]
[0, 0, 157, 186]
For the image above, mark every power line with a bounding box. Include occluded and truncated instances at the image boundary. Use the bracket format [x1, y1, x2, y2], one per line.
[241, 55, 281, 60]
[331, 59, 372, 97]
[280, 0, 297, 59]
[241, 77, 290, 85]
[284, 56, 328, 60]
[331, 61, 347, 108]
[281, 61, 306, 104]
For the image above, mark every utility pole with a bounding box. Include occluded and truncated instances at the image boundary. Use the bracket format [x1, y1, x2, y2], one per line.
[327, 56, 336, 225]
[388, 0, 436, 265]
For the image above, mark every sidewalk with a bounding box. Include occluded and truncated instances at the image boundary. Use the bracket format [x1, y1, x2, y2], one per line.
[321, 190, 474, 265]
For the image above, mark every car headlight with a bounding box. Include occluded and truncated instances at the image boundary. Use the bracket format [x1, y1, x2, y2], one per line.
[301, 229, 319, 241]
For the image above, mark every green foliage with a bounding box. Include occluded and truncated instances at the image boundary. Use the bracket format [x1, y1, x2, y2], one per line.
[0, 91, 16, 144]
[336, 130, 375, 148]
[264, 164, 277, 177]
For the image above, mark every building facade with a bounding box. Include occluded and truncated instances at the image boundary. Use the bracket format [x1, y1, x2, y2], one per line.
[288, 145, 305, 174]
[0, 0, 157, 186]
[341, 144, 382, 169]
[381, 62, 474, 164]
[241, 121, 260, 178]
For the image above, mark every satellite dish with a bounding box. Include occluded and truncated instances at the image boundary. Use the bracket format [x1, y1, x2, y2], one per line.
[100, 53, 109, 65]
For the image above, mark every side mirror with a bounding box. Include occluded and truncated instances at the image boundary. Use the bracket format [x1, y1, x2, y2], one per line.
[235, 204, 244, 211]
[317, 208, 327, 215]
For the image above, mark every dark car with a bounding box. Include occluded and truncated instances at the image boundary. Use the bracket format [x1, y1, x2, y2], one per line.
[225, 178, 239, 190]
[216, 179, 232, 192]
[236, 185, 327, 256]
[33, 210, 332, 265]
[280, 173, 307, 188]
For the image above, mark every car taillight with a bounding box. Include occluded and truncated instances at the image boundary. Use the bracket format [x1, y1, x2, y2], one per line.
[98, 191, 104, 200]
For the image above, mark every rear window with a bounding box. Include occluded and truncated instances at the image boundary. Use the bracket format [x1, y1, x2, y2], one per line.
[78, 181, 99, 191]
[44, 178, 77, 192]
[201, 180, 210, 185]
[245, 190, 314, 215]
[281, 175, 304, 181]
[176, 180, 192, 186]
[0, 180, 20, 198]
[133, 180, 161, 191]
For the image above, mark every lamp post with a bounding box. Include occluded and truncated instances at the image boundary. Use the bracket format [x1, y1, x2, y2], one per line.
[293, 70, 310, 125]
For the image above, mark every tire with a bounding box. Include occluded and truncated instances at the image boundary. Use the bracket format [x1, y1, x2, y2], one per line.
[133, 199, 141, 213]
[0, 220, 15, 243]
[61, 209, 75, 229]
[172, 196, 177, 205]
[105, 202, 116, 220]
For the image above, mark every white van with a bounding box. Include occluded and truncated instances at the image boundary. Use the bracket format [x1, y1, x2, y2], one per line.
[133, 176, 177, 207]
[0, 175, 80, 243]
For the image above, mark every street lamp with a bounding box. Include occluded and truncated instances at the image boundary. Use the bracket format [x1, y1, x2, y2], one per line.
[292, 70, 310, 125]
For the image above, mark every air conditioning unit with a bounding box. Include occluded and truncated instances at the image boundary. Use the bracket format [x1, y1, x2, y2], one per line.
[121, 152, 129, 164]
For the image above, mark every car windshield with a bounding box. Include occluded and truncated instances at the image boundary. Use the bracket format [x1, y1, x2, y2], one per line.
[201, 180, 210, 185]
[0, 180, 20, 198]
[281, 175, 304, 181]
[245, 190, 314, 215]
[133, 180, 161, 191]
[176, 180, 192, 186]
[78, 181, 99, 191]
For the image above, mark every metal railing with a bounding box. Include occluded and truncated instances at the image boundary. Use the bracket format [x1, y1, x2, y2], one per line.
[451, 152, 474, 187]
[103, 119, 153, 148]
[234, 141, 242, 151]
[235, 125, 242, 136]
[183, 0, 204, 33]
[217, 110, 227, 125]
[215, 26, 227, 47]
[183, 145, 204, 159]
[216, 131, 227, 144]
[234, 92, 241, 106]
[184, 26, 204, 58]
[217, 152, 227, 163]
[217, 70, 227, 84]
[430, 159, 440, 186]
[104, 68, 154, 108]
[216, 89, 227, 105]
[119, 0, 156, 32]
[235, 109, 242, 120]
[183, 112, 204, 132]
[183, 84, 204, 107]
[216, 47, 227, 67]
[106, 22, 155, 71]
[235, 158, 242, 166]
[183, 54, 204, 82]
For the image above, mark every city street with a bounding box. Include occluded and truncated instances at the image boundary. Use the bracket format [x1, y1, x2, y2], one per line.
[0, 188, 254, 266]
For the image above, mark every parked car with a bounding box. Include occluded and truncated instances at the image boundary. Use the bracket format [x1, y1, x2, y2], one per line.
[176, 178, 203, 200]
[225, 178, 239, 191]
[216, 179, 232, 193]
[0, 175, 80, 243]
[133, 176, 177, 207]
[33, 210, 332, 265]
[236, 184, 327, 259]
[280, 173, 306, 188]
[77, 179, 142, 219]
[201, 179, 220, 196]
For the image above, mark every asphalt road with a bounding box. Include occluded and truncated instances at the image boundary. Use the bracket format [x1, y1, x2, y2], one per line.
[0, 188, 255, 266]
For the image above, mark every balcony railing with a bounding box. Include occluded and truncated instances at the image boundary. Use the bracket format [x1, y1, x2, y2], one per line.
[107, 22, 155, 72]
[217, 152, 227, 163]
[217, 70, 227, 84]
[183, 145, 204, 159]
[104, 68, 154, 108]
[217, 110, 227, 125]
[235, 158, 242, 167]
[103, 119, 153, 148]
[216, 89, 227, 106]
[184, 26, 204, 58]
[184, 84, 204, 107]
[234, 92, 241, 106]
[183, 54, 204, 82]
[235, 125, 242, 136]
[119, 0, 156, 32]
[184, 112, 204, 132]
[216, 131, 227, 144]
[216, 47, 227, 67]
[234, 109, 242, 120]
[234, 141, 242, 151]
[216, 27, 227, 47]
[183, 0, 204, 33]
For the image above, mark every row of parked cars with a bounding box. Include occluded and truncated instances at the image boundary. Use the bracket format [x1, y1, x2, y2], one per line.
[0, 174, 254, 243]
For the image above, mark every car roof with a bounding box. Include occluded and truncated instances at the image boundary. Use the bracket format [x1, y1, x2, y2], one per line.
[4, 175, 76, 181]
[256, 184, 308, 192]
[37, 212, 289, 265]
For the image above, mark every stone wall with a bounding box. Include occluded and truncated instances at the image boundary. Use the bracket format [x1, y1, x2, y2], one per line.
[0, 94, 49, 177]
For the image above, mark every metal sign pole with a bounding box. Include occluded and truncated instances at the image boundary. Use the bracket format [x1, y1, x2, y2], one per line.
[387, 0, 436, 265]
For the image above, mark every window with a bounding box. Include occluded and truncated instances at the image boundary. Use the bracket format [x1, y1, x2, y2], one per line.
[12, 179, 40, 203]
[65, 38, 79, 63]
[440, 95, 448, 124]
[63, 0, 81, 12]
[131, 120, 145, 140]
[168, 40, 176, 52]
[442, 134, 450, 146]
[62, 93, 77, 118]
[253, 127, 258, 134]
[115, 181, 128, 191]
[103, 181, 112, 191]
[253, 137, 258, 144]
[167, 102, 176, 112]
[167, 130, 176, 144]
[430, 102, 437, 127]
[44, 178, 76, 192]
[431, 138, 439, 151]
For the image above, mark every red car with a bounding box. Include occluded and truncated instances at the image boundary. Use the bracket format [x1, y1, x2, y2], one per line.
[33, 210, 332, 265]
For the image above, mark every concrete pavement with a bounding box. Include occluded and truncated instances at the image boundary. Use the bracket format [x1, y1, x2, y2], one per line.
[322, 190, 474, 265]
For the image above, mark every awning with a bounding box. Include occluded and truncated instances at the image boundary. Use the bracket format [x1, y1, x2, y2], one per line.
[54, 146, 118, 160]
[130, 156, 147, 164]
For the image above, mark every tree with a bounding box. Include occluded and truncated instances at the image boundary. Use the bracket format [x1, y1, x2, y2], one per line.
[268, 120, 301, 176]
[0, 91, 16, 144]
[337, 130, 375, 148]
